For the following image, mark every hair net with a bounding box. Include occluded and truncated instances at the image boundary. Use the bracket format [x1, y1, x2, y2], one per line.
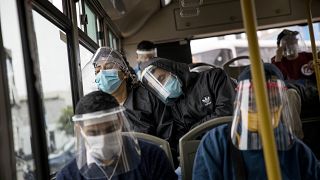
[81, 47, 137, 95]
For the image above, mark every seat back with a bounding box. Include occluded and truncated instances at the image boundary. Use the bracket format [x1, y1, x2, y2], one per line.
[223, 56, 250, 79]
[133, 132, 174, 168]
[179, 116, 233, 180]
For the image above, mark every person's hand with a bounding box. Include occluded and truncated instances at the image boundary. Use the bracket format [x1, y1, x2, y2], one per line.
[275, 46, 284, 62]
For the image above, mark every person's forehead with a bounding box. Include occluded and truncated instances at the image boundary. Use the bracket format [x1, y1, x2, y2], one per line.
[281, 36, 298, 43]
[83, 119, 120, 130]
[152, 67, 170, 75]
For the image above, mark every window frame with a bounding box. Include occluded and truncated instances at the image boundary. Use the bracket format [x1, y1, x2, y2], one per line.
[0, 0, 122, 178]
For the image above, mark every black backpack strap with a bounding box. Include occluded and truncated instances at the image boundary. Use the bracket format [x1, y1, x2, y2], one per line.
[227, 122, 247, 180]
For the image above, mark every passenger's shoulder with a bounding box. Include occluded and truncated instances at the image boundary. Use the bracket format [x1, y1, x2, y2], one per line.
[299, 52, 313, 58]
[206, 124, 229, 138]
[293, 138, 314, 152]
[56, 158, 79, 179]
[138, 139, 164, 153]
[197, 67, 227, 81]
[130, 85, 153, 99]
[199, 124, 229, 152]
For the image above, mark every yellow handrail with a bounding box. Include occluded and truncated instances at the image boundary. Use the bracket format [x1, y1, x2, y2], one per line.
[240, 0, 282, 179]
[305, 0, 320, 101]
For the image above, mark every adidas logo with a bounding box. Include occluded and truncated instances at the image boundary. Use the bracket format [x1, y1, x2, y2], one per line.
[201, 96, 212, 106]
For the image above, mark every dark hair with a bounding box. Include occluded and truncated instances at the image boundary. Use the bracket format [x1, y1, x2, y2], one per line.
[238, 63, 284, 81]
[277, 29, 299, 46]
[119, 52, 139, 88]
[75, 91, 119, 115]
[137, 40, 155, 51]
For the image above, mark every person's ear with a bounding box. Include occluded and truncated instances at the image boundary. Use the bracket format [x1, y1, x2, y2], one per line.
[74, 124, 81, 134]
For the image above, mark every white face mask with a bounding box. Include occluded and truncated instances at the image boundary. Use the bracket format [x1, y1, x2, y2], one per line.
[82, 129, 122, 161]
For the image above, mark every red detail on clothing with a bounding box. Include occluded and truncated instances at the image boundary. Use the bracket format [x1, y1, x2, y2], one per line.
[271, 52, 314, 80]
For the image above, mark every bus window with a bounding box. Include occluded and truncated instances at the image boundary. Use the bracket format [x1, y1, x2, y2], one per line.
[0, 0, 36, 179]
[192, 48, 233, 67]
[108, 30, 119, 50]
[191, 24, 320, 67]
[84, 2, 98, 43]
[48, 0, 65, 13]
[32, 11, 75, 174]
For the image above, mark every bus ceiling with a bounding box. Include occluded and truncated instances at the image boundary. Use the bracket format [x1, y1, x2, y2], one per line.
[98, 0, 320, 45]
[98, 0, 172, 37]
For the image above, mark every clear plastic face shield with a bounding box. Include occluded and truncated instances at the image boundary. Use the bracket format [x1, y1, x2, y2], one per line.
[230, 80, 295, 150]
[136, 48, 157, 62]
[92, 47, 129, 74]
[279, 30, 305, 60]
[141, 65, 183, 103]
[81, 47, 130, 95]
[72, 107, 141, 179]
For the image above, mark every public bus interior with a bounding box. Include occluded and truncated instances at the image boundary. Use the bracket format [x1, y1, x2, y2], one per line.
[0, 0, 320, 179]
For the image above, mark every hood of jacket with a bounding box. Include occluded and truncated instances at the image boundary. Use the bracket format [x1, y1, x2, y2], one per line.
[140, 57, 198, 92]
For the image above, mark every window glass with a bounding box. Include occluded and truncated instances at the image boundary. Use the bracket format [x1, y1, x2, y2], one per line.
[48, 0, 64, 13]
[108, 31, 118, 50]
[76, 1, 83, 30]
[0, 0, 36, 179]
[79, 45, 95, 95]
[97, 18, 103, 46]
[108, 31, 114, 49]
[191, 23, 320, 67]
[85, 3, 97, 43]
[32, 10, 75, 174]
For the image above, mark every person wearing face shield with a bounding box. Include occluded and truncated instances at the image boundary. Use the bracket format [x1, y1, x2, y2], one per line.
[272, 30, 320, 129]
[192, 63, 320, 180]
[134, 40, 157, 80]
[271, 29, 316, 86]
[91, 47, 168, 130]
[139, 58, 236, 159]
[56, 91, 177, 180]
[83, 47, 177, 165]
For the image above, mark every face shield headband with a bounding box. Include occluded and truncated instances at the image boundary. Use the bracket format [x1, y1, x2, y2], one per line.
[280, 35, 299, 60]
[72, 107, 141, 179]
[136, 49, 157, 55]
[141, 65, 183, 104]
[230, 79, 295, 151]
[92, 47, 130, 74]
[81, 47, 132, 95]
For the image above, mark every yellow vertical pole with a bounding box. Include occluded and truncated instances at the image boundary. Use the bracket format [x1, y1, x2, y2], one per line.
[240, 0, 282, 179]
[305, 0, 320, 101]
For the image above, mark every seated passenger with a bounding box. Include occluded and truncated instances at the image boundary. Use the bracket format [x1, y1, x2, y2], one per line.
[139, 58, 236, 157]
[134, 40, 157, 80]
[56, 91, 177, 180]
[271, 29, 316, 87]
[193, 63, 320, 180]
[91, 47, 168, 137]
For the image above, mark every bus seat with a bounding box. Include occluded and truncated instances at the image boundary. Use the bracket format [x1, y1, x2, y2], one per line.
[223, 56, 250, 79]
[179, 116, 233, 180]
[188, 63, 216, 73]
[132, 132, 174, 168]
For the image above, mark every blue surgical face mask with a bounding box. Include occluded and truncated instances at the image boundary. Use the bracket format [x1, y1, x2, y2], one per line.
[95, 69, 123, 94]
[163, 76, 182, 98]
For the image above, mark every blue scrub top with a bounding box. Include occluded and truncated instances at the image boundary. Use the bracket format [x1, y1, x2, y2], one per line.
[57, 140, 177, 180]
[193, 124, 320, 180]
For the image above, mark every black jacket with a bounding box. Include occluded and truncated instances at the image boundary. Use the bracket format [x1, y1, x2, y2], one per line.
[140, 58, 236, 154]
[124, 85, 167, 136]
